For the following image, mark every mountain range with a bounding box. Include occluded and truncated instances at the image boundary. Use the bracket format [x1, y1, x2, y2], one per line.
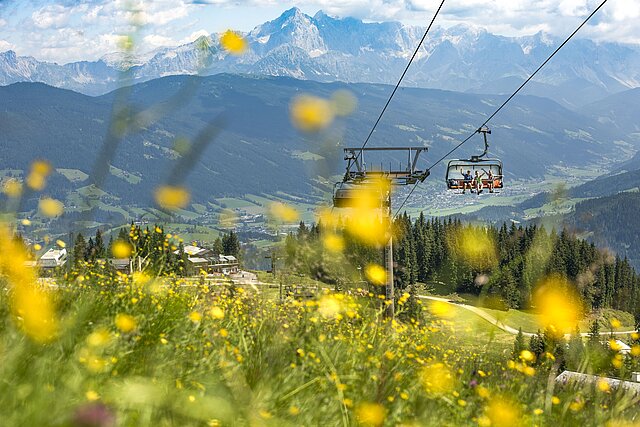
[1, 74, 638, 214]
[1, 8, 639, 108]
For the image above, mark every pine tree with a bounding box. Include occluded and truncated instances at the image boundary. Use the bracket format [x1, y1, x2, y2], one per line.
[512, 327, 526, 360]
[73, 233, 87, 266]
[87, 237, 95, 260]
[588, 319, 601, 344]
[529, 330, 545, 360]
[95, 229, 106, 258]
[222, 231, 241, 258]
[213, 237, 223, 255]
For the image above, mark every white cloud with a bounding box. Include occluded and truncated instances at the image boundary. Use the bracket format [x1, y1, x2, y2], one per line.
[143, 34, 176, 48]
[0, 40, 14, 52]
[0, 18, 6, 27]
[31, 5, 70, 29]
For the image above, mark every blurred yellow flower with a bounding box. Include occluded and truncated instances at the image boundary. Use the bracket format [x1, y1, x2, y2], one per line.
[365, 264, 386, 286]
[317, 207, 340, 229]
[609, 339, 622, 352]
[115, 313, 137, 333]
[39, 198, 64, 217]
[26, 160, 52, 191]
[3, 179, 22, 197]
[331, 89, 357, 117]
[112, 240, 132, 259]
[569, 399, 584, 412]
[447, 226, 497, 269]
[347, 211, 392, 247]
[533, 275, 581, 335]
[519, 350, 535, 362]
[210, 306, 225, 319]
[318, 295, 343, 319]
[86, 328, 112, 348]
[597, 378, 611, 392]
[610, 318, 622, 329]
[269, 202, 299, 222]
[220, 30, 247, 55]
[429, 300, 454, 319]
[85, 390, 100, 401]
[189, 311, 203, 323]
[290, 95, 334, 132]
[420, 362, 454, 395]
[323, 233, 345, 253]
[355, 402, 386, 427]
[155, 186, 190, 210]
[476, 386, 490, 399]
[21, 219, 31, 226]
[56, 240, 66, 248]
[13, 285, 59, 342]
[219, 209, 237, 228]
[485, 398, 520, 427]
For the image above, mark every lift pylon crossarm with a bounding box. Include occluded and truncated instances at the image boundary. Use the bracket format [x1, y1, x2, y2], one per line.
[341, 146, 429, 186]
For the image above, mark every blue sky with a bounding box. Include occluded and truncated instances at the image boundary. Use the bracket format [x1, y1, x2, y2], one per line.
[0, 0, 638, 63]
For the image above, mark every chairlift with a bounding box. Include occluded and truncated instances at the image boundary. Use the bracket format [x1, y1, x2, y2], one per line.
[332, 147, 429, 208]
[445, 126, 503, 192]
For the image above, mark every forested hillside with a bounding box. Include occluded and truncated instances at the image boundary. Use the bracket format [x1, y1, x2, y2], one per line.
[568, 191, 640, 270]
[285, 215, 640, 317]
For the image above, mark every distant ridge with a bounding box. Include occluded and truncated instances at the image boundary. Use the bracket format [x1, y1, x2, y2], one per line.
[1, 8, 639, 106]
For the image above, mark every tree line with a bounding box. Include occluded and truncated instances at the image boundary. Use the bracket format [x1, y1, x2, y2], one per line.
[285, 214, 640, 318]
[66, 224, 242, 276]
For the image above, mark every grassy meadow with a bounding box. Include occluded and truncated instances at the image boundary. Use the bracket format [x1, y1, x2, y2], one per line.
[1, 274, 640, 426]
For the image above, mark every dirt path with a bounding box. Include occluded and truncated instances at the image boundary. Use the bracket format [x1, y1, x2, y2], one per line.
[419, 295, 637, 338]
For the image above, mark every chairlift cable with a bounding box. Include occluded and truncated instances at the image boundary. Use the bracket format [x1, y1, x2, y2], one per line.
[391, 0, 610, 219]
[344, 0, 447, 179]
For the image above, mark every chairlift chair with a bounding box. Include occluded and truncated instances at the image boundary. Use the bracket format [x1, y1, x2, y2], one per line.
[445, 126, 504, 192]
[332, 147, 429, 209]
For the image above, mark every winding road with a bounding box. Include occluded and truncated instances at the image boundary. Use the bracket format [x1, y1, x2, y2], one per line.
[419, 295, 637, 338]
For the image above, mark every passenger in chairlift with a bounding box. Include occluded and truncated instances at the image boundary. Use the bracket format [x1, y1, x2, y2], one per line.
[474, 170, 483, 195]
[486, 169, 495, 193]
[460, 169, 473, 194]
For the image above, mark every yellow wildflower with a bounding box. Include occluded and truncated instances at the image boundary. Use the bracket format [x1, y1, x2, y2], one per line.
[290, 95, 334, 132]
[115, 313, 137, 333]
[420, 362, 454, 395]
[365, 264, 386, 286]
[220, 30, 247, 55]
[269, 202, 299, 222]
[112, 240, 132, 259]
[355, 402, 386, 427]
[154, 186, 190, 210]
[39, 198, 64, 217]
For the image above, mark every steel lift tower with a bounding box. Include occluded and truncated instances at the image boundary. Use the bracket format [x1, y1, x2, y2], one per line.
[333, 147, 429, 318]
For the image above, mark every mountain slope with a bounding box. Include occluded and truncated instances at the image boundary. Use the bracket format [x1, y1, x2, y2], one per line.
[0, 74, 636, 212]
[567, 191, 640, 269]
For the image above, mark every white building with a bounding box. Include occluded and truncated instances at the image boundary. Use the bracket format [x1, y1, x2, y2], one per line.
[39, 248, 67, 269]
[556, 370, 640, 393]
[211, 255, 239, 274]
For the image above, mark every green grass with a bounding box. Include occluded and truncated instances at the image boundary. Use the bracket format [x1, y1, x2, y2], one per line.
[56, 168, 88, 182]
[109, 165, 142, 184]
[477, 307, 541, 333]
[3, 278, 638, 426]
